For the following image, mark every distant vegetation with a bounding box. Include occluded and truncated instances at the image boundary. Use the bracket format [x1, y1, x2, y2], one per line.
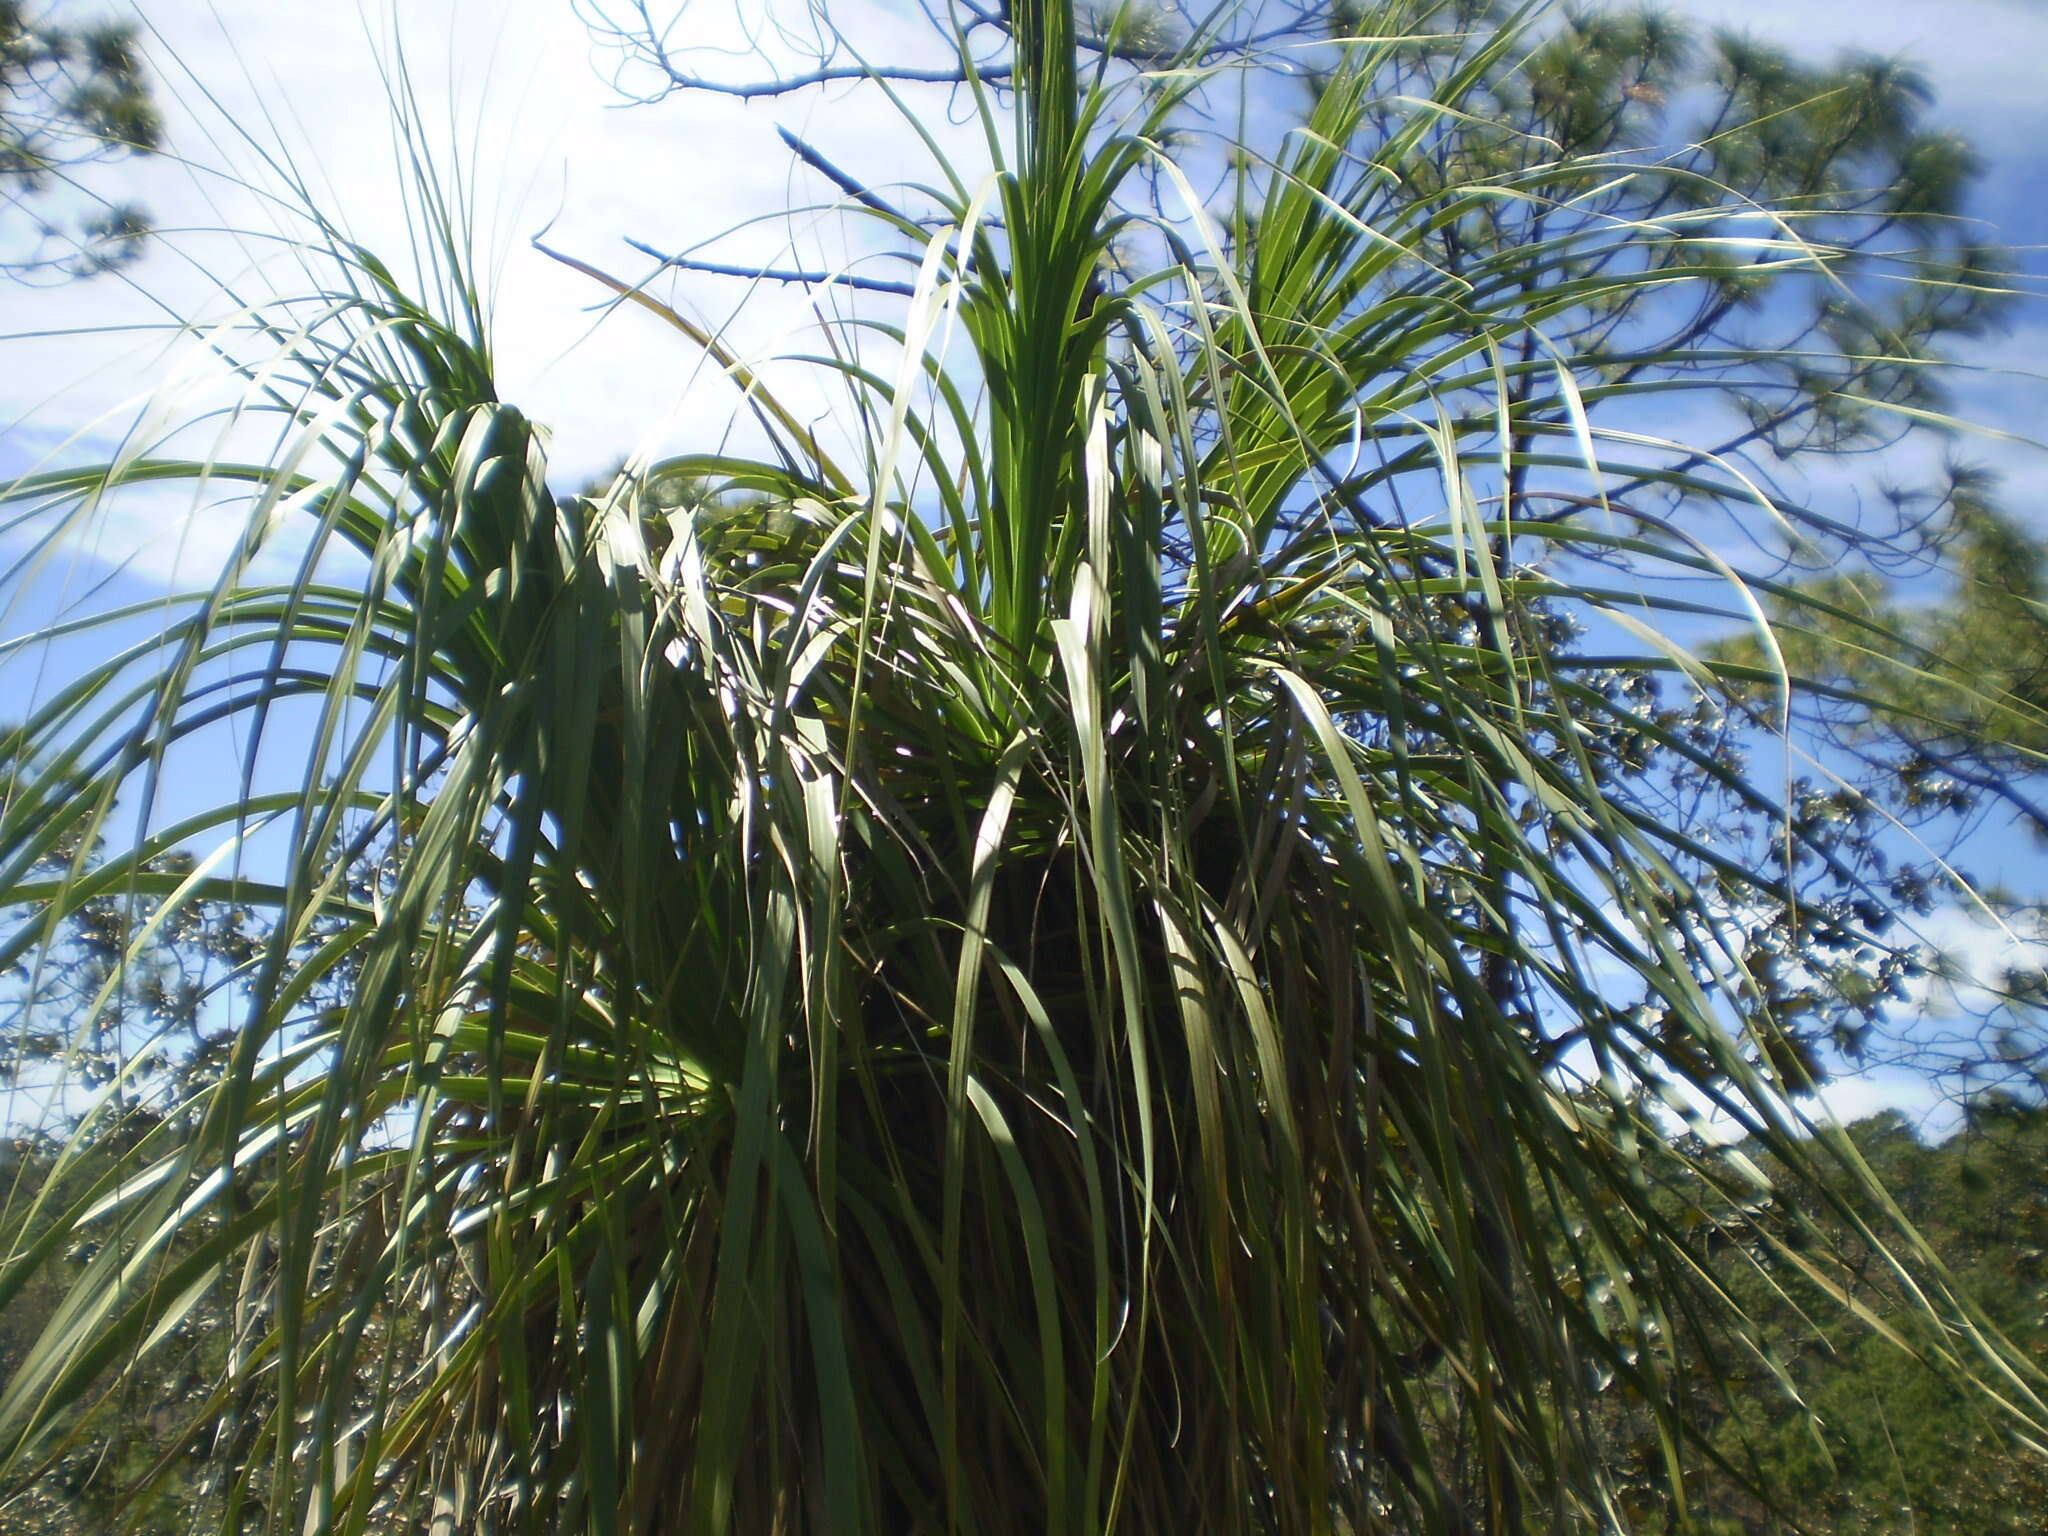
[1594, 1104, 2048, 1532]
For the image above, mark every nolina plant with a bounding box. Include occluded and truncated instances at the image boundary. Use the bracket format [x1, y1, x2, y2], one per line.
[1, 0, 2042, 1530]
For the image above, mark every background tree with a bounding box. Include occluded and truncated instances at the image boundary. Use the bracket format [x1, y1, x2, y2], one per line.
[0, 1, 159, 279]
[1, 1, 2044, 1532]
[1709, 471, 2048, 1106]
[1723, 475, 2048, 822]
[0, 747, 385, 1531]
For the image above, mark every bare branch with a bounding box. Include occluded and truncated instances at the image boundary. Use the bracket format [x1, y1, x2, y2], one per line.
[775, 126, 928, 230]
[644, 59, 1009, 100]
[580, 0, 1333, 107]
[624, 237, 920, 296]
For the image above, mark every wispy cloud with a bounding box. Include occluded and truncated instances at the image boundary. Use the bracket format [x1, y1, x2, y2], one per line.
[1, 0, 998, 583]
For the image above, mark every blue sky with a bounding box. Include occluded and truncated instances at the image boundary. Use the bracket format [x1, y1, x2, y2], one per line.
[5, 0, 2037, 513]
[4, 0, 2047, 1135]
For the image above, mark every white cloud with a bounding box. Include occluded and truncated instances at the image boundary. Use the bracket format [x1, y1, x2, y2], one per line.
[1802, 1066, 1957, 1139]
[0, 0, 1001, 587]
[7, 0, 2040, 580]
[1897, 901, 2048, 1018]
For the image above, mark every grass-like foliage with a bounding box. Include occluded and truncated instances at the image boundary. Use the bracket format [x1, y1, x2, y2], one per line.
[0, 0, 2043, 1530]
